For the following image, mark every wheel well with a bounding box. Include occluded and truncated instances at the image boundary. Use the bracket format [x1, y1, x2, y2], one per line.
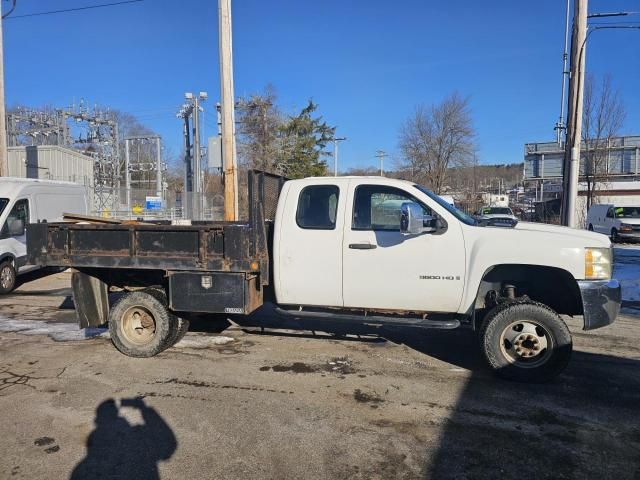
[474, 264, 582, 328]
[0, 255, 15, 266]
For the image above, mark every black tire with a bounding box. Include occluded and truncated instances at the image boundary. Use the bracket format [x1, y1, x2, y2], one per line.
[611, 228, 619, 243]
[144, 288, 189, 349]
[479, 301, 572, 383]
[588, 224, 594, 231]
[108, 291, 178, 358]
[0, 261, 17, 294]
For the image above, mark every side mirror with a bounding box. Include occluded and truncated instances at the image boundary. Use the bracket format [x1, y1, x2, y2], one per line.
[7, 218, 25, 236]
[400, 202, 433, 235]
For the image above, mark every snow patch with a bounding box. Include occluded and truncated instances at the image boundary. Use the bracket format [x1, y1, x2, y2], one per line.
[613, 247, 640, 305]
[0, 317, 108, 341]
[173, 335, 235, 349]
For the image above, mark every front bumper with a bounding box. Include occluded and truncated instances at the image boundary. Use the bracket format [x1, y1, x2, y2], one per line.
[618, 231, 640, 241]
[577, 279, 621, 330]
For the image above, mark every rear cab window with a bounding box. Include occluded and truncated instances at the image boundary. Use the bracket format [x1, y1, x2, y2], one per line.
[296, 185, 339, 230]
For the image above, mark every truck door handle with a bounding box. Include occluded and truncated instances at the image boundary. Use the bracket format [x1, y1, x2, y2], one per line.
[349, 243, 377, 250]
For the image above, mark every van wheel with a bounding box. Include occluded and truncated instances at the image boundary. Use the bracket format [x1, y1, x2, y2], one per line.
[108, 291, 177, 358]
[0, 261, 17, 294]
[588, 224, 594, 231]
[479, 301, 572, 383]
[611, 228, 619, 243]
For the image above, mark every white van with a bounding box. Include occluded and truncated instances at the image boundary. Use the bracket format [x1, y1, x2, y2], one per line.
[0, 178, 89, 293]
[586, 203, 640, 242]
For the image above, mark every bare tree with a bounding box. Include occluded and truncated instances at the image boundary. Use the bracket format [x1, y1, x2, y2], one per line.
[398, 93, 475, 194]
[235, 85, 283, 173]
[582, 74, 626, 210]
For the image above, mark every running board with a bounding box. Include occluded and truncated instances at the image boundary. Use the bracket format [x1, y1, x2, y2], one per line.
[274, 307, 460, 330]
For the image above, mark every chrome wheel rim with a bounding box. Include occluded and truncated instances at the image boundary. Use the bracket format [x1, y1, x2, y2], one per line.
[120, 306, 156, 345]
[1, 266, 14, 290]
[499, 320, 553, 368]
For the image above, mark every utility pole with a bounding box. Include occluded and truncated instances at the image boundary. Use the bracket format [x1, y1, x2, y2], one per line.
[219, 0, 238, 221]
[0, 7, 7, 177]
[155, 137, 162, 198]
[561, 0, 587, 228]
[375, 150, 389, 176]
[555, 0, 571, 145]
[124, 138, 131, 214]
[332, 137, 346, 176]
[192, 95, 201, 194]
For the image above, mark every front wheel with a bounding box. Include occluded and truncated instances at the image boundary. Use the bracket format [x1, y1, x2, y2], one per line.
[611, 228, 620, 243]
[0, 261, 17, 294]
[479, 302, 572, 382]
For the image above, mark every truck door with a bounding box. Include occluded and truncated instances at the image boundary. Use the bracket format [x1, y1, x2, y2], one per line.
[274, 181, 347, 307]
[342, 182, 465, 313]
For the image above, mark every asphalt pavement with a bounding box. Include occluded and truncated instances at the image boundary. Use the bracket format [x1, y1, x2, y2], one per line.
[0, 261, 638, 479]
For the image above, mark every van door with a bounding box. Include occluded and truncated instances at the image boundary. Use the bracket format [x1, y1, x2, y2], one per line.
[0, 198, 30, 272]
[342, 182, 465, 313]
[275, 181, 346, 307]
[603, 206, 615, 235]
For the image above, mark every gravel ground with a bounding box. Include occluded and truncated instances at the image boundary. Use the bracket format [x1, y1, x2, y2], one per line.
[0, 270, 639, 480]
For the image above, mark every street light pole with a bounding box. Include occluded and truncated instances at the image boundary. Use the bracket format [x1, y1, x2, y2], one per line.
[332, 137, 346, 176]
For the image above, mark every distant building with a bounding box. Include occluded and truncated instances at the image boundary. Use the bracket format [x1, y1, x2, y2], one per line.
[523, 136, 640, 225]
[7, 145, 94, 186]
[524, 136, 640, 182]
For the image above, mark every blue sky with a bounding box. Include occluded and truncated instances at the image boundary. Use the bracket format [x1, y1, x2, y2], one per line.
[3, 0, 639, 171]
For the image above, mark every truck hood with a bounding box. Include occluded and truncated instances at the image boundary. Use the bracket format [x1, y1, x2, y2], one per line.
[512, 221, 610, 247]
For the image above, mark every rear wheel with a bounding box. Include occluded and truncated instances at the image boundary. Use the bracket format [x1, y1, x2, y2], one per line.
[0, 261, 16, 294]
[588, 224, 594, 231]
[109, 291, 177, 357]
[479, 301, 572, 382]
[143, 288, 190, 349]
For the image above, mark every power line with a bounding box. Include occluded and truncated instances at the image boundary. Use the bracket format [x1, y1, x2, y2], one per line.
[5, 0, 144, 20]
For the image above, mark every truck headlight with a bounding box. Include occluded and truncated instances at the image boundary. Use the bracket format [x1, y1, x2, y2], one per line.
[585, 247, 612, 280]
[620, 223, 633, 232]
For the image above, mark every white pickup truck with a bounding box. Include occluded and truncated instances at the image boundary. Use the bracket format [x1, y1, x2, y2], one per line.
[27, 171, 621, 382]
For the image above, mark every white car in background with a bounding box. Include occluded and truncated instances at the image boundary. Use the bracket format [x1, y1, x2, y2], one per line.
[587, 204, 640, 243]
[475, 206, 518, 221]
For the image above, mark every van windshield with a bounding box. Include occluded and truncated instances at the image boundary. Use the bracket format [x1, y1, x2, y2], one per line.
[0, 198, 8, 217]
[615, 207, 640, 218]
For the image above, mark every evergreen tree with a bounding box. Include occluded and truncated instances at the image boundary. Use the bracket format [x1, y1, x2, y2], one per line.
[279, 101, 335, 179]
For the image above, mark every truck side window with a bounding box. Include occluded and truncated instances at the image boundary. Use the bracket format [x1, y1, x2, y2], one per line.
[1, 199, 29, 239]
[606, 207, 615, 218]
[296, 185, 339, 230]
[353, 185, 431, 231]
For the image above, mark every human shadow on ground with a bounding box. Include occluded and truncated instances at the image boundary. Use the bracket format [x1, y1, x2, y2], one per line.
[70, 397, 177, 480]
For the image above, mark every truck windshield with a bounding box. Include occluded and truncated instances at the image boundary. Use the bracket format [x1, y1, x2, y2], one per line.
[413, 185, 477, 226]
[0, 198, 8, 217]
[615, 207, 640, 218]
